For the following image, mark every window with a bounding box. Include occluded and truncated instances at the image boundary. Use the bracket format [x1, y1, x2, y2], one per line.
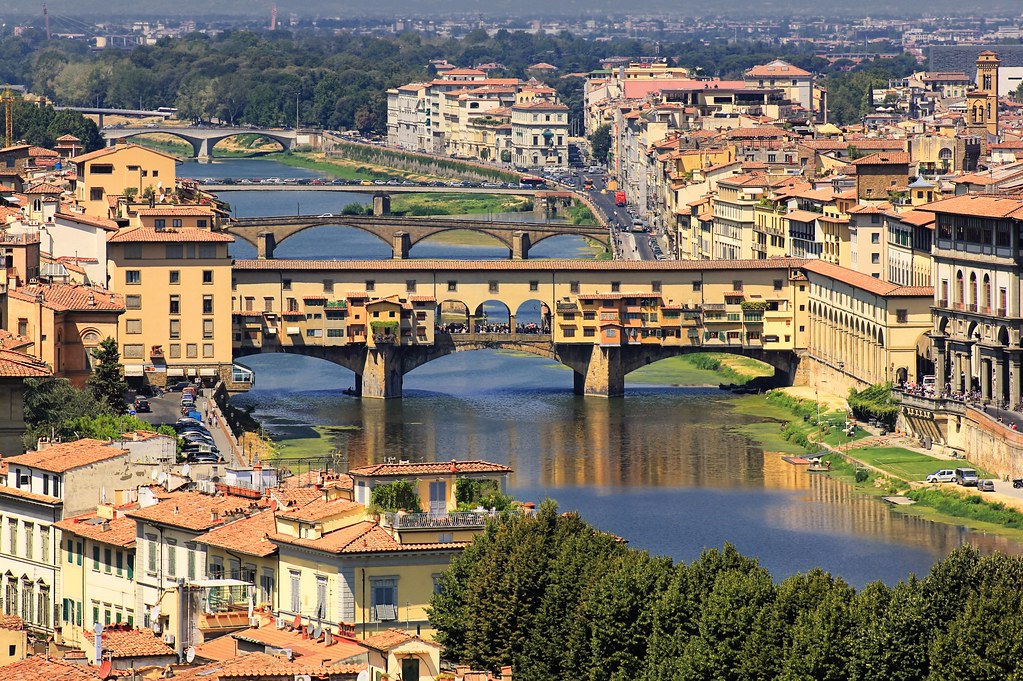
[365, 280, 375, 292]
[169, 344, 181, 359]
[169, 295, 180, 314]
[169, 320, 180, 340]
[165, 244, 182, 258]
[871, 233, 880, 244]
[172, 219, 182, 228]
[203, 319, 214, 339]
[773, 279, 783, 291]
[203, 343, 214, 358]
[93, 545, 100, 571]
[24, 524, 32, 560]
[7, 520, 14, 554]
[186, 544, 196, 581]
[282, 279, 292, 290]
[529, 280, 539, 292]
[40, 526, 48, 563]
[692, 281, 702, 291]
[370, 576, 398, 621]
[405, 279, 417, 293]
[198, 244, 217, 258]
[197, 219, 208, 228]
[146, 534, 157, 573]
[167, 270, 180, 286]
[583, 328, 596, 337]
[610, 281, 620, 293]
[652, 280, 661, 293]
[126, 319, 142, 335]
[17, 319, 26, 336]
[315, 575, 327, 619]
[104, 548, 112, 574]
[732, 280, 743, 291]
[90, 188, 103, 201]
[264, 297, 274, 312]
[871, 253, 880, 264]
[489, 280, 499, 293]
[202, 270, 213, 284]
[115, 550, 123, 576]
[186, 344, 198, 358]
[167, 540, 176, 578]
[126, 295, 142, 309]
[203, 295, 214, 314]
[896, 309, 908, 324]
[290, 571, 301, 613]
[124, 244, 142, 259]
[570, 281, 580, 294]
[125, 270, 141, 285]
[447, 280, 457, 292]
[563, 328, 576, 338]
[123, 345, 144, 359]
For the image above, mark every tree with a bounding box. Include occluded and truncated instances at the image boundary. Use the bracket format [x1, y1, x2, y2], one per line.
[86, 337, 127, 414]
[369, 479, 421, 513]
[22, 377, 108, 449]
[589, 123, 612, 164]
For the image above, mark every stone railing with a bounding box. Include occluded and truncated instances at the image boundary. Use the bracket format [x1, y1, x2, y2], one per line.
[383, 511, 491, 530]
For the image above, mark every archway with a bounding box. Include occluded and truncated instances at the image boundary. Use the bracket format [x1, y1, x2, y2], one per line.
[230, 225, 390, 260]
[209, 133, 289, 156]
[474, 300, 511, 332]
[437, 299, 471, 333]
[529, 234, 606, 260]
[410, 229, 509, 260]
[514, 299, 552, 334]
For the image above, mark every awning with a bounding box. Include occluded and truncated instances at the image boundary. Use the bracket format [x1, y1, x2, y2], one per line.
[167, 368, 185, 377]
[286, 326, 300, 335]
[199, 368, 217, 376]
[123, 365, 144, 377]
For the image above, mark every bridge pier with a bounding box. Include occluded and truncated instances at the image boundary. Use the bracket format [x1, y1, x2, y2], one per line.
[512, 231, 531, 260]
[568, 345, 625, 398]
[373, 193, 391, 216]
[392, 231, 410, 259]
[196, 138, 212, 163]
[257, 232, 276, 259]
[360, 346, 404, 399]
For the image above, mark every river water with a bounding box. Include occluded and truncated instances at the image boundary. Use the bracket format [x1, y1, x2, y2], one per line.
[218, 158, 1022, 588]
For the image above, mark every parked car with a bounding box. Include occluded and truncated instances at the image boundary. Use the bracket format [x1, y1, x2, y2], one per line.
[926, 469, 957, 483]
[168, 381, 191, 392]
[955, 467, 979, 486]
[133, 398, 152, 413]
[978, 479, 996, 492]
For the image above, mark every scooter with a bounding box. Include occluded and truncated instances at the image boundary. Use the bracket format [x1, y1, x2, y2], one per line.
[1013, 479, 1023, 489]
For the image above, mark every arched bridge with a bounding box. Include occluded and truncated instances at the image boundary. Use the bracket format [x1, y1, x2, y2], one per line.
[102, 126, 298, 160]
[231, 258, 810, 396]
[228, 214, 610, 260]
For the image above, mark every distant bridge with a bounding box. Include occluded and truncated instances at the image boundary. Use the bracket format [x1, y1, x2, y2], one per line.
[228, 214, 609, 260]
[203, 185, 535, 196]
[101, 126, 298, 160]
[57, 107, 175, 127]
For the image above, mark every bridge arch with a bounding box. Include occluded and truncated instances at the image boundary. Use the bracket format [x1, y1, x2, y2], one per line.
[408, 228, 513, 255]
[206, 133, 291, 155]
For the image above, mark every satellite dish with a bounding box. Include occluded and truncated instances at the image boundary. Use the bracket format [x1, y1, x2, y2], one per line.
[98, 660, 111, 679]
[157, 472, 168, 485]
[305, 623, 314, 636]
[357, 670, 370, 681]
[182, 464, 191, 478]
[185, 646, 196, 663]
[150, 469, 160, 481]
[313, 624, 322, 639]
[93, 621, 104, 635]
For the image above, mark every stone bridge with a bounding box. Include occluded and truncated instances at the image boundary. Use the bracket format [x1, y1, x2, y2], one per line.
[101, 126, 298, 160]
[230, 258, 810, 397]
[228, 214, 610, 259]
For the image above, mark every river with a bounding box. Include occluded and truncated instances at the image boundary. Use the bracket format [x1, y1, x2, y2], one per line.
[220, 157, 1022, 589]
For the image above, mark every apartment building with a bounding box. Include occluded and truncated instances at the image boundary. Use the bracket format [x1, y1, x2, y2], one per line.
[106, 225, 234, 388]
[510, 99, 570, 168]
[70, 145, 179, 219]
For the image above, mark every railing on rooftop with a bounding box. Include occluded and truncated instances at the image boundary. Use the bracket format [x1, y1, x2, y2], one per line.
[383, 511, 491, 530]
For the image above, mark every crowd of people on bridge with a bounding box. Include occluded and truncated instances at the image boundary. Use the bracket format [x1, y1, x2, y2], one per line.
[899, 380, 1023, 429]
[436, 322, 550, 335]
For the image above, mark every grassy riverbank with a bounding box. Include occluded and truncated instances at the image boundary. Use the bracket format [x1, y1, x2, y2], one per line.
[629, 353, 775, 387]
[730, 389, 1023, 539]
[388, 192, 532, 217]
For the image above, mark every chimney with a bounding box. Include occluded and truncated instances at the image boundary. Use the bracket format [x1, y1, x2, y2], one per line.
[449, 459, 458, 473]
[210, 510, 218, 522]
[94, 625, 102, 665]
[501, 665, 513, 680]
[100, 520, 110, 532]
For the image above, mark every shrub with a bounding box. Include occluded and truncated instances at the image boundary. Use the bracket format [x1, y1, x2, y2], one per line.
[370, 479, 421, 513]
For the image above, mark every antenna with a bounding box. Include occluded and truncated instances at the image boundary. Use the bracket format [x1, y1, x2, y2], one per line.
[43, 4, 50, 40]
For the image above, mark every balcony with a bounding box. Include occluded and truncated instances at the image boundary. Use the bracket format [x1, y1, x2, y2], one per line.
[743, 313, 764, 323]
[383, 511, 490, 530]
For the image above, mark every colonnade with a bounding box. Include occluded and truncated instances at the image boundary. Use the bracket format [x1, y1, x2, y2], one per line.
[808, 302, 896, 383]
[933, 335, 1023, 405]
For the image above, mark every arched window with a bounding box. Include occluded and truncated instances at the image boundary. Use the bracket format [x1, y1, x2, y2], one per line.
[983, 274, 991, 312]
[969, 272, 978, 309]
[955, 270, 964, 305]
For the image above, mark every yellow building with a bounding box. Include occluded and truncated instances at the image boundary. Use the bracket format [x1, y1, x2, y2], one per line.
[804, 259, 933, 385]
[70, 144, 179, 219]
[0, 615, 26, 666]
[54, 505, 137, 651]
[106, 225, 234, 389]
[6, 283, 124, 387]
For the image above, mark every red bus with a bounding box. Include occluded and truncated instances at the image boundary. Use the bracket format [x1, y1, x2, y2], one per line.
[520, 176, 547, 188]
[615, 190, 627, 207]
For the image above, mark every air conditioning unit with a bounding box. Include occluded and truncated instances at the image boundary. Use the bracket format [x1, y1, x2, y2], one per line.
[163, 633, 175, 645]
[294, 675, 312, 681]
[275, 617, 286, 629]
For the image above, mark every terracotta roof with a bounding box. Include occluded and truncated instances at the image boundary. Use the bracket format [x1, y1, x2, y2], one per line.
[235, 258, 808, 272]
[193, 509, 278, 557]
[135, 206, 214, 217]
[272, 520, 465, 555]
[785, 209, 821, 223]
[349, 459, 512, 477]
[892, 209, 936, 227]
[10, 283, 124, 312]
[70, 143, 179, 164]
[172, 651, 364, 681]
[361, 628, 442, 653]
[803, 260, 933, 298]
[2, 656, 102, 681]
[108, 227, 233, 243]
[229, 620, 366, 664]
[0, 613, 24, 629]
[725, 127, 798, 139]
[275, 495, 363, 522]
[919, 194, 1023, 220]
[24, 182, 65, 194]
[0, 348, 51, 377]
[126, 491, 267, 532]
[56, 134, 81, 142]
[54, 211, 119, 231]
[850, 152, 910, 165]
[55, 513, 136, 547]
[746, 60, 812, 78]
[0, 484, 63, 505]
[6, 438, 126, 473]
[100, 625, 175, 658]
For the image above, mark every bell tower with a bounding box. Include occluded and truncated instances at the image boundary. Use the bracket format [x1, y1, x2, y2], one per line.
[967, 50, 1000, 140]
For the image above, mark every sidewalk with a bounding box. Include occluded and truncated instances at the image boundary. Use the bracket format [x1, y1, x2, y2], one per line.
[198, 390, 244, 467]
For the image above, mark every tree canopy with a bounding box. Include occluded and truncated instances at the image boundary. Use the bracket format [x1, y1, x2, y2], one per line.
[432, 502, 1023, 680]
[86, 337, 127, 414]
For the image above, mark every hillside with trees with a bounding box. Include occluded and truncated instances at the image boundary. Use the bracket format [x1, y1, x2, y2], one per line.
[431, 501, 1023, 680]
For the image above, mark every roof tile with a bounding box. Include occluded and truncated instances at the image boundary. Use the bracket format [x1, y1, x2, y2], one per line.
[6, 438, 126, 473]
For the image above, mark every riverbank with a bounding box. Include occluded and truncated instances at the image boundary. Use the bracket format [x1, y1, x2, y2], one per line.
[730, 389, 1023, 541]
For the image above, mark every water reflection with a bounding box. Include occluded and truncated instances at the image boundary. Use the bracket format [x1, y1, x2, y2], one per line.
[232, 351, 1023, 586]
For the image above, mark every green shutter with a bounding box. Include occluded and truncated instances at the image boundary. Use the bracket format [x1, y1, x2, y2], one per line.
[76, 542, 82, 566]
[127, 552, 134, 580]
[92, 545, 100, 570]
[66, 539, 73, 563]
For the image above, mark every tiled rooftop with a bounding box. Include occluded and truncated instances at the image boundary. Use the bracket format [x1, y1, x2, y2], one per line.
[0, 613, 23, 629]
[272, 520, 466, 555]
[100, 625, 175, 658]
[234, 258, 808, 272]
[55, 513, 136, 547]
[360, 628, 441, 652]
[6, 438, 127, 473]
[2, 656, 102, 681]
[171, 651, 365, 681]
[803, 260, 933, 298]
[275, 496, 363, 523]
[127, 491, 266, 532]
[108, 226, 233, 243]
[193, 509, 278, 557]
[9, 283, 125, 312]
[0, 348, 51, 377]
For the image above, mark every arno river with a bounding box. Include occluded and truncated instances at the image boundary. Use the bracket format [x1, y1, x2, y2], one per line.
[198, 159, 1023, 588]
